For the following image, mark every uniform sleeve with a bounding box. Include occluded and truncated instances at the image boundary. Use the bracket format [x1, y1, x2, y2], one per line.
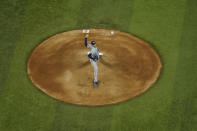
[85, 37, 92, 48]
[85, 37, 88, 47]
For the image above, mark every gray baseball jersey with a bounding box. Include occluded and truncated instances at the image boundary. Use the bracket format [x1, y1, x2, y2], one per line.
[87, 44, 100, 60]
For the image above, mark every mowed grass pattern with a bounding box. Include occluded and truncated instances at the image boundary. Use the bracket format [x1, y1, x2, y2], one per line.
[0, 0, 196, 131]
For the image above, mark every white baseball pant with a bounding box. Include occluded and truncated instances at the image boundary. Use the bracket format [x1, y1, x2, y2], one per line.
[90, 59, 98, 82]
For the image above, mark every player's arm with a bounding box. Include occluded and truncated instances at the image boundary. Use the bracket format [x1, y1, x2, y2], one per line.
[85, 37, 92, 48]
[85, 37, 88, 47]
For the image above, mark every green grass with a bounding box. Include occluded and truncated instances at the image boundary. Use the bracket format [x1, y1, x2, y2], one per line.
[0, 0, 196, 131]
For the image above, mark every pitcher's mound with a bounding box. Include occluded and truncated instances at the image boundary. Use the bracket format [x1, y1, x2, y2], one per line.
[27, 29, 162, 106]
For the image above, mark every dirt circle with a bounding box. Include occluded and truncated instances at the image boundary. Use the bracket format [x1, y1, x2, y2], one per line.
[27, 29, 162, 106]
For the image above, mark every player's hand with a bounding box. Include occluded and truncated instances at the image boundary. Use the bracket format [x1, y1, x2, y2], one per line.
[85, 34, 89, 38]
[83, 29, 90, 38]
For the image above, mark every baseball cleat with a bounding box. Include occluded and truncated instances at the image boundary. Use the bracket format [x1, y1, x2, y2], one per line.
[94, 81, 98, 87]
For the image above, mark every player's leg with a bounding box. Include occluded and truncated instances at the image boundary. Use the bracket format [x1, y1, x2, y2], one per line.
[90, 59, 98, 86]
[93, 62, 98, 82]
